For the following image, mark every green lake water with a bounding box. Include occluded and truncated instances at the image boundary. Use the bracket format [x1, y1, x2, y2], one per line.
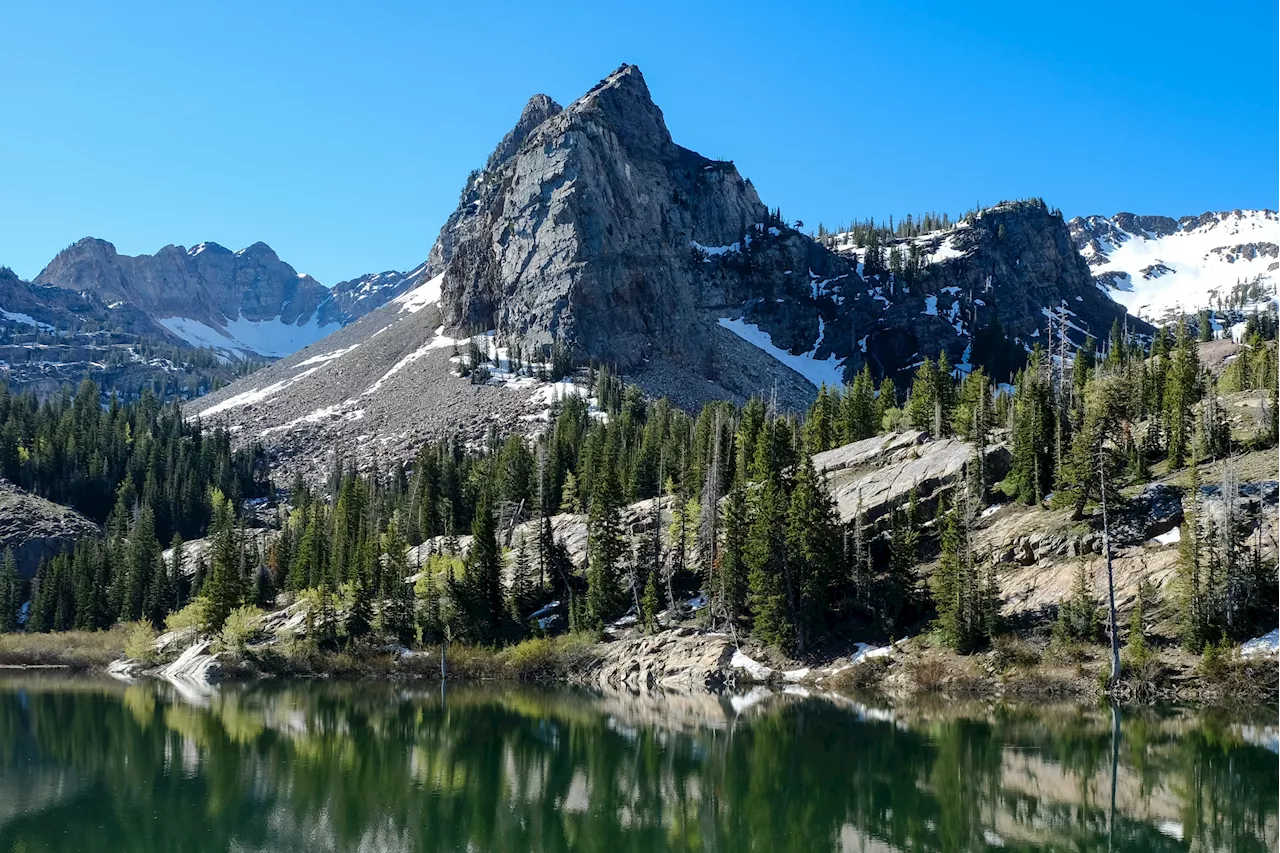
[0, 676, 1274, 852]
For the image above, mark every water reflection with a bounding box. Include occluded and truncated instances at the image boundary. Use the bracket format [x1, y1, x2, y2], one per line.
[0, 676, 1274, 852]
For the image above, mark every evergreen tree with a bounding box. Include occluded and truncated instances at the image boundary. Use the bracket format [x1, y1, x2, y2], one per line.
[463, 489, 502, 642]
[715, 484, 749, 626]
[883, 491, 920, 634]
[204, 490, 243, 632]
[382, 520, 415, 644]
[746, 476, 793, 651]
[1164, 319, 1201, 468]
[586, 468, 626, 627]
[507, 534, 535, 624]
[0, 549, 17, 633]
[785, 455, 840, 653]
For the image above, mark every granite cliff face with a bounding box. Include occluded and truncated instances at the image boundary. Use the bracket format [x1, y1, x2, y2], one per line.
[433, 64, 781, 372]
[848, 201, 1149, 381]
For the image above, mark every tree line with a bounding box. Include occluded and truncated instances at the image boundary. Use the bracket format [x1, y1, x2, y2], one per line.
[8, 306, 1278, 663]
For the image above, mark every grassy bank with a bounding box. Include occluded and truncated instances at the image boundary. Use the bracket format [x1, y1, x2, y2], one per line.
[819, 633, 1278, 706]
[0, 627, 127, 670]
[223, 632, 604, 683]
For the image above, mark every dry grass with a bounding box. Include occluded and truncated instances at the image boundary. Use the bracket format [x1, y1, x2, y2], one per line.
[827, 657, 891, 693]
[242, 632, 603, 683]
[0, 628, 127, 669]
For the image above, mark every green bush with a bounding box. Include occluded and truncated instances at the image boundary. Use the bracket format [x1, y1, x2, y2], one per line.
[123, 621, 159, 666]
[164, 599, 207, 635]
[216, 606, 265, 654]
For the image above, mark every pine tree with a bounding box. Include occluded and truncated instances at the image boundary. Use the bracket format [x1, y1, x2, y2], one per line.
[1175, 460, 1210, 650]
[464, 490, 502, 642]
[0, 549, 17, 633]
[641, 565, 661, 633]
[884, 491, 920, 634]
[378, 517, 414, 645]
[715, 484, 749, 626]
[586, 468, 626, 627]
[785, 455, 839, 653]
[930, 474, 994, 653]
[507, 534, 535, 624]
[345, 542, 374, 641]
[122, 505, 157, 622]
[1164, 319, 1201, 468]
[746, 476, 793, 651]
[204, 490, 243, 632]
[1008, 353, 1054, 504]
[1053, 561, 1099, 643]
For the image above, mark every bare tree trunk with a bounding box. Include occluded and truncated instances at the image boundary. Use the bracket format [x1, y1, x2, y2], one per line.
[1099, 448, 1120, 684]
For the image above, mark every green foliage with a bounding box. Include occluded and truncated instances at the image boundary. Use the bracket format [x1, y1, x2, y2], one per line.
[216, 606, 264, 654]
[929, 485, 996, 653]
[1053, 562, 1099, 644]
[123, 620, 158, 665]
[585, 468, 626, 627]
[0, 549, 17, 633]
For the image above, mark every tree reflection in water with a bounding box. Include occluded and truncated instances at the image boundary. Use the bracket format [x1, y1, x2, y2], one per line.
[0, 677, 1274, 853]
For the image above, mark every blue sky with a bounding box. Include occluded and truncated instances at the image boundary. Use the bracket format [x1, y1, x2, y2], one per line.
[2, 0, 1276, 285]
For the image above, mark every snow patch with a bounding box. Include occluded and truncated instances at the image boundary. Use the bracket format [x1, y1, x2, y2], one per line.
[718, 317, 846, 389]
[391, 272, 444, 314]
[1241, 628, 1279, 658]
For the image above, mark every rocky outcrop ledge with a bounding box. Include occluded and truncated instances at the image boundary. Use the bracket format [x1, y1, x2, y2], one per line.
[583, 628, 738, 691]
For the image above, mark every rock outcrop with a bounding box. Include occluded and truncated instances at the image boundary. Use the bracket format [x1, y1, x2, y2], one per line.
[586, 628, 736, 691]
[813, 431, 1011, 524]
[430, 63, 845, 385]
[0, 480, 100, 577]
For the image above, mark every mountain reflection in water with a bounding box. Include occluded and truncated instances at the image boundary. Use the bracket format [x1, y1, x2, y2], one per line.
[0, 676, 1274, 852]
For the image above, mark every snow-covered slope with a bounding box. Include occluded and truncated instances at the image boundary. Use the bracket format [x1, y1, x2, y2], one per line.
[1069, 210, 1279, 321]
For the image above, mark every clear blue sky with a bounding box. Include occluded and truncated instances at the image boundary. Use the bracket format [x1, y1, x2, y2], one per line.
[2, 0, 1276, 285]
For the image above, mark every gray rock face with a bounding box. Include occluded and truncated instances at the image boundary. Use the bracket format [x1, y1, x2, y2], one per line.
[35, 237, 336, 336]
[420, 63, 864, 401]
[851, 201, 1152, 383]
[435, 65, 770, 371]
[813, 431, 1011, 524]
[328, 262, 432, 321]
[0, 480, 100, 578]
[587, 628, 736, 691]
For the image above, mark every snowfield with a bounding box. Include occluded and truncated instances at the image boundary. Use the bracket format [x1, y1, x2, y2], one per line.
[717, 317, 847, 389]
[160, 312, 342, 358]
[1077, 210, 1279, 319]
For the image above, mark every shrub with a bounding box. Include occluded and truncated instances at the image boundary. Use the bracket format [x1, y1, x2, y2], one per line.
[993, 635, 1042, 670]
[829, 656, 891, 693]
[216, 606, 264, 655]
[123, 621, 159, 666]
[164, 599, 208, 635]
[908, 657, 948, 692]
[1197, 636, 1238, 681]
[503, 636, 558, 680]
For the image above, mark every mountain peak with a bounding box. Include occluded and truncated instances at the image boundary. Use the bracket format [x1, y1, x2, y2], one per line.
[485, 93, 564, 172]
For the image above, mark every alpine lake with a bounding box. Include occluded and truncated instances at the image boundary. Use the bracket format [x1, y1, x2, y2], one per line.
[0, 675, 1274, 852]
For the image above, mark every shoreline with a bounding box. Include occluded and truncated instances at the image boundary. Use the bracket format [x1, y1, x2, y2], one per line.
[5, 627, 1273, 709]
